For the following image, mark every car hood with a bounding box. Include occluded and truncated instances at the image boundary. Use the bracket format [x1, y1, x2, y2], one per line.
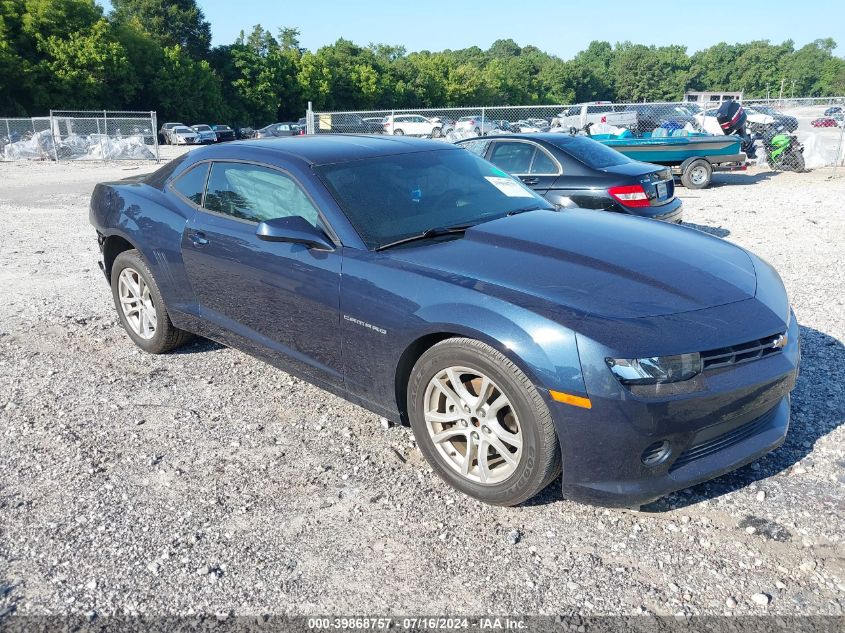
[386, 210, 756, 319]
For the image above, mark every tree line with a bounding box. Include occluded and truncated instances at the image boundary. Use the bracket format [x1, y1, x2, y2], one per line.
[2, 0, 844, 128]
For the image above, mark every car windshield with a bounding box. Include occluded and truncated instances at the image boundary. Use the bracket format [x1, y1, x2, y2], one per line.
[194, 125, 211, 132]
[214, 125, 231, 131]
[553, 136, 631, 168]
[315, 149, 552, 250]
[174, 127, 192, 133]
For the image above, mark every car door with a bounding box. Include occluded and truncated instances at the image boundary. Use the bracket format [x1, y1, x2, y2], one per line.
[413, 115, 431, 136]
[486, 140, 560, 194]
[180, 160, 343, 386]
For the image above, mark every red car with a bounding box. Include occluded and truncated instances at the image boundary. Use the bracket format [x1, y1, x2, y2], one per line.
[811, 116, 842, 128]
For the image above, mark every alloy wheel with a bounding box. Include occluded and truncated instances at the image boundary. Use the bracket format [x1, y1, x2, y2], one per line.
[423, 366, 523, 485]
[118, 267, 157, 340]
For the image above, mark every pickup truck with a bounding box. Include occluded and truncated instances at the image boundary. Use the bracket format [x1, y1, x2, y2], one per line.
[552, 102, 638, 132]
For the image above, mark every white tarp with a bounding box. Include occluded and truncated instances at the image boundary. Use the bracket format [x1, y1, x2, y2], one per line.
[3, 130, 155, 161]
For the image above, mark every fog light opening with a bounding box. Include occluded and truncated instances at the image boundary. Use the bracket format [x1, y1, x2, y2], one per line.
[641, 440, 671, 466]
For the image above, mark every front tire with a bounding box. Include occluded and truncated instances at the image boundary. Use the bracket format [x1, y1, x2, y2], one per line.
[407, 338, 561, 506]
[110, 249, 192, 354]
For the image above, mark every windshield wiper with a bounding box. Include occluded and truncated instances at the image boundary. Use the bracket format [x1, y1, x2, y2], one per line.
[375, 223, 475, 251]
[506, 204, 553, 217]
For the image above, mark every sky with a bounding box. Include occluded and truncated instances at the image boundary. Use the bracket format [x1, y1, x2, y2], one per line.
[98, 0, 845, 57]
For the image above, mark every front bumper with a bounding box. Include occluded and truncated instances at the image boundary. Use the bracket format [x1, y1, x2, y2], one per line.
[551, 311, 799, 508]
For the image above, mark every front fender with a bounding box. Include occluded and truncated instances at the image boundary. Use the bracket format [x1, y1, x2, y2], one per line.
[409, 303, 586, 399]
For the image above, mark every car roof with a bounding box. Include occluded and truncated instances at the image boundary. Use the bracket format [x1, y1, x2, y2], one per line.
[462, 133, 590, 145]
[200, 134, 461, 166]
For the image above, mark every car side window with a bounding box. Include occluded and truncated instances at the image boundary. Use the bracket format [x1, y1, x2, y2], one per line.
[489, 142, 535, 174]
[530, 147, 558, 175]
[171, 163, 209, 205]
[204, 162, 321, 227]
[460, 140, 490, 157]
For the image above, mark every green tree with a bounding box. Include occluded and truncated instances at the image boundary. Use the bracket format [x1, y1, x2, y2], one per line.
[110, 0, 210, 58]
[151, 45, 222, 121]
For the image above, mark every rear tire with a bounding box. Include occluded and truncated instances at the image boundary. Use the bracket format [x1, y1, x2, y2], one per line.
[407, 338, 561, 506]
[393, 128, 404, 136]
[431, 127, 442, 138]
[681, 159, 712, 189]
[110, 249, 192, 354]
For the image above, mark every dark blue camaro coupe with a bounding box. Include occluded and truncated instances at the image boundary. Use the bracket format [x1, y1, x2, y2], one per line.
[90, 135, 799, 507]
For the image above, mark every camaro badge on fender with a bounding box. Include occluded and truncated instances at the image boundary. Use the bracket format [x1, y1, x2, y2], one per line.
[343, 314, 387, 335]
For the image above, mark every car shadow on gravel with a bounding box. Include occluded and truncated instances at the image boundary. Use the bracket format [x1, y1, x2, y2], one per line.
[170, 337, 225, 355]
[681, 222, 730, 238]
[640, 324, 845, 512]
[708, 170, 778, 187]
[524, 325, 845, 511]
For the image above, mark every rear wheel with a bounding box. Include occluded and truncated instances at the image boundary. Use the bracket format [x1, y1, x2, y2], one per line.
[111, 250, 192, 354]
[681, 159, 712, 189]
[407, 338, 561, 506]
[431, 127, 442, 138]
[393, 128, 404, 136]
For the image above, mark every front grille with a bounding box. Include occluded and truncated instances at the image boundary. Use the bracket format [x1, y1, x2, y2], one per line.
[700, 333, 785, 371]
[669, 405, 779, 472]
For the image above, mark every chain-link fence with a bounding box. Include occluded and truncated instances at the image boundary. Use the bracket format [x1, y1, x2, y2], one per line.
[1, 110, 159, 161]
[307, 97, 845, 173]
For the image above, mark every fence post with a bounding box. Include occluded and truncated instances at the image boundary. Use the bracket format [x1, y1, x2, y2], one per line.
[101, 110, 108, 163]
[833, 122, 845, 179]
[5, 118, 9, 140]
[49, 110, 59, 162]
[151, 111, 160, 163]
[306, 101, 314, 135]
[481, 107, 485, 137]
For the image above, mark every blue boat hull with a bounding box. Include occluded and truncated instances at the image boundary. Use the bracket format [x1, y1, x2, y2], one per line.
[591, 133, 743, 165]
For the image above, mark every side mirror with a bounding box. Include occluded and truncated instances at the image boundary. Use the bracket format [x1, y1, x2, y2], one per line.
[256, 216, 334, 251]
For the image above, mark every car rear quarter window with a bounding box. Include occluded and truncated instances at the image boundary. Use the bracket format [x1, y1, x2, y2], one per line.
[204, 162, 321, 226]
[171, 163, 209, 205]
[530, 147, 558, 174]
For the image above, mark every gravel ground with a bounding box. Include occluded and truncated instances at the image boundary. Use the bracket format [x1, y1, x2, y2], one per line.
[0, 156, 844, 619]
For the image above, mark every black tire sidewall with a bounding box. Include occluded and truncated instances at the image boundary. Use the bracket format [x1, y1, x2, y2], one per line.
[682, 160, 712, 189]
[110, 250, 171, 354]
[408, 341, 554, 506]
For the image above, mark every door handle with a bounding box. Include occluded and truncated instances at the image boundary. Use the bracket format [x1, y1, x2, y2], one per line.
[521, 177, 539, 185]
[189, 231, 209, 247]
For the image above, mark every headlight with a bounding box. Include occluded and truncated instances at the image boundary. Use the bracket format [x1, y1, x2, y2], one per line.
[606, 353, 701, 385]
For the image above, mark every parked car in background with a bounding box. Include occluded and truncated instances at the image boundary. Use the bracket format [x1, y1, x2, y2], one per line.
[811, 114, 843, 128]
[630, 104, 697, 133]
[695, 105, 774, 135]
[383, 114, 444, 137]
[454, 115, 497, 136]
[167, 126, 198, 145]
[158, 122, 184, 144]
[363, 116, 386, 129]
[212, 125, 236, 142]
[744, 105, 798, 133]
[512, 120, 545, 133]
[191, 124, 217, 144]
[318, 112, 381, 134]
[236, 127, 256, 140]
[90, 135, 798, 508]
[552, 103, 638, 132]
[823, 106, 842, 117]
[457, 134, 682, 223]
[255, 122, 302, 138]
